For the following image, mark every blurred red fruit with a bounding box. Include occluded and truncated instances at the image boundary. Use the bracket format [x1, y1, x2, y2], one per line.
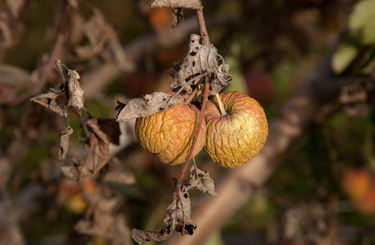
[244, 71, 274, 104]
[123, 71, 157, 98]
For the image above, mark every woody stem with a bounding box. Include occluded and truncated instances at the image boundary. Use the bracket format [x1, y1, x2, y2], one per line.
[175, 76, 210, 195]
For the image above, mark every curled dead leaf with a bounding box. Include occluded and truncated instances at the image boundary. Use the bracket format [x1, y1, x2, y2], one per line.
[30, 85, 67, 117]
[74, 188, 130, 245]
[61, 165, 92, 181]
[66, 70, 85, 110]
[185, 166, 216, 196]
[96, 118, 121, 145]
[115, 92, 183, 122]
[150, 0, 203, 9]
[150, 0, 202, 30]
[168, 34, 232, 97]
[86, 118, 111, 174]
[132, 189, 196, 244]
[58, 126, 73, 160]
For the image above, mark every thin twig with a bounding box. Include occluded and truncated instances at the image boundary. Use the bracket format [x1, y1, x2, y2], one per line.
[79, 133, 96, 181]
[169, 71, 208, 105]
[69, 106, 91, 141]
[196, 10, 210, 46]
[175, 76, 210, 197]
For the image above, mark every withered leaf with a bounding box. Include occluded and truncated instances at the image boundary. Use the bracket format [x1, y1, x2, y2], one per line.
[209, 63, 233, 96]
[104, 170, 135, 185]
[171, 8, 184, 30]
[66, 70, 85, 110]
[164, 191, 196, 235]
[150, 0, 202, 30]
[103, 159, 135, 185]
[82, 192, 120, 213]
[0, 65, 30, 103]
[75, 8, 111, 59]
[30, 86, 67, 117]
[132, 226, 174, 245]
[58, 126, 73, 160]
[61, 165, 92, 181]
[169, 34, 219, 93]
[150, 0, 203, 10]
[86, 118, 111, 174]
[97, 118, 121, 145]
[185, 166, 217, 196]
[115, 92, 183, 122]
[0, 19, 12, 48]
[75, 189, 130, 245]
[132, 189, 196, 245]
[6, 0, 25, 19]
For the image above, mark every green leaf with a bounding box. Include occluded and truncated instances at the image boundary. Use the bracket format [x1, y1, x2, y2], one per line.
[349, 0, 375, 45]
[361, 21, 375, 45]
[331, 43, 359, 74]
[349, 0, 375, 31]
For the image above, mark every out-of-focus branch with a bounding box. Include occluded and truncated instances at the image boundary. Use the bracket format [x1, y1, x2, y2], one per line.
[161, 38, 374, 245]
[11, 1, 70, 105]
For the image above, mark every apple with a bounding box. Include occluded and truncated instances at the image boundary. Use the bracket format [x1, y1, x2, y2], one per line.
[203, 91, 268, 168]
[135, 102, 207, 165]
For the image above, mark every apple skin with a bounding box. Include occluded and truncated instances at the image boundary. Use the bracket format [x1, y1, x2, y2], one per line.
[203, 91, 268, 168]
[135, 102, 207, 165]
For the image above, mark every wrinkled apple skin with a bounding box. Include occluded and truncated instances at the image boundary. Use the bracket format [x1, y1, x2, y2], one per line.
[204, 91, 268, 168]
[135, 103, 207, 165]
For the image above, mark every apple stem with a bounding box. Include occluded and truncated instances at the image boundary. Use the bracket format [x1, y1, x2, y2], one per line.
[184, 87, 198, 105]
[175, 77, 210, 197]
[215, 93, 226, 116]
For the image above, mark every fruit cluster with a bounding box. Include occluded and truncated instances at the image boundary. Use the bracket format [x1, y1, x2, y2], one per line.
[135, 91, 268, 168]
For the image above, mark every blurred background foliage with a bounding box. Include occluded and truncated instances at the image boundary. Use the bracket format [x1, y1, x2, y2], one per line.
[1, 0, 375, 244]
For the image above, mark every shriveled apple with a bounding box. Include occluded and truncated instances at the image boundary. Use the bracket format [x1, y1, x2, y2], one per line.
[135, 102, 207, 165]
[204, 91, 268, 168]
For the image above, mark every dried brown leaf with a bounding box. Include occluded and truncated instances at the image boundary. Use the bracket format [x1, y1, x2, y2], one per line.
[67, 0, 79, 9]
[108, 32, 135, 71]
[150, 0, 203, 10]
[115, 92, 183, 122]
[164, 191, 196, 235]
[75, 8, 112, 59]
[61, 165, 92, 181]
[150, 0, 202, 30]
[0, 65, 29, 84]
[6, 0, 25, 18]
[83, 192, 120, 213]
[167, 34, 232, 97]
[103, 159, 135, 185]
[86, 118, 111, 174]
[58, 126, 73, 160]
[132, 226, 174, 245]
[171, 8, 184, 30]
[104, 170, 135, 185]
[132, 189, 196, 244]
[97, 118, 121, 145]
[0, 65, 30, 103]
[209, 63, 233, 96]
[66, 70, 85, 110]
[75, 189, 130, 245]
[185, 166, 217, 196]
[30, 86, 67, 117]
[0, 19, 12, 48]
